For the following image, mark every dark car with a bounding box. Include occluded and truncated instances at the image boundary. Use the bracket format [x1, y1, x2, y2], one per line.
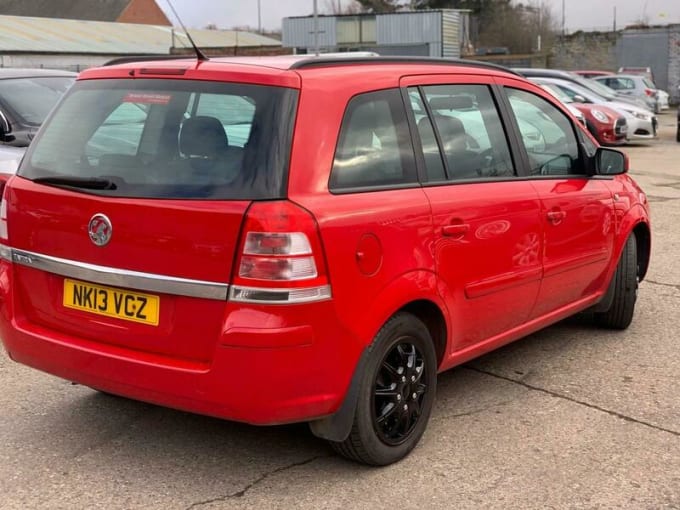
[677, 104, 680, 142]
[0, 68, 76, 148]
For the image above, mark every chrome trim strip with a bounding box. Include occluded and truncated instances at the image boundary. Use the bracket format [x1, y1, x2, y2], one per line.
[229, 284, 332, 304]
[0, 243, 11, 262]
[10, 248, 229, 300]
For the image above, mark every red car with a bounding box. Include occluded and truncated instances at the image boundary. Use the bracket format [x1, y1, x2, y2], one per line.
[573, 103, 628, 146]
[0, 56, 651, 465]
[537, 81, 626, 146]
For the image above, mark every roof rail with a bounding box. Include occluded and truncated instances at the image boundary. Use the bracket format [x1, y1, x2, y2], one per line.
[104, 55, 194, 67]
[288, 56, 521, 76]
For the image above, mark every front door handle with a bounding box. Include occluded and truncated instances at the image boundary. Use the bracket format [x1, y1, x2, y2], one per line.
[441, 223, 470, 237]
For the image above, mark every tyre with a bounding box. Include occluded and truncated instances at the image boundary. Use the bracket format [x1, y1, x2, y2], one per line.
[594, 233, 638, 329]
[330, 312, 437, 466]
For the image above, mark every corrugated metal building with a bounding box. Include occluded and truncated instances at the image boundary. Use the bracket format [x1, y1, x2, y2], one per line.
[616, 25, 680, 103]
[0, 15, 283, 71]
[282, 10, 470, 58]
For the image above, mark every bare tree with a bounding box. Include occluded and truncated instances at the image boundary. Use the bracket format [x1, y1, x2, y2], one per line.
[324, 0, 362, 14]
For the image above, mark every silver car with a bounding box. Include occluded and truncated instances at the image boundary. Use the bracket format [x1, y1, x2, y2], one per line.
[532, 77, 657, 142]
[593, 74, 661, 113]
[0, 144, 23, 174]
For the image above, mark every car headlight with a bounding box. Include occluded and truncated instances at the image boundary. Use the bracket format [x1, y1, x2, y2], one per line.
[592, 109, 609, 123]
[630, 111, 650, 121]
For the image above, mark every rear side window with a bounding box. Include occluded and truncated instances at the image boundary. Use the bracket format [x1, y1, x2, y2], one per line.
[506, 88, 582, 176]
[21, 79, 298, 200]
[415, 84, 515, 181]
[330, 89, 416, 191]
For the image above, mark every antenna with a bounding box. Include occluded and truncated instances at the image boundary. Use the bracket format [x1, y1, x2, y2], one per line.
[164, 0, 209, 61]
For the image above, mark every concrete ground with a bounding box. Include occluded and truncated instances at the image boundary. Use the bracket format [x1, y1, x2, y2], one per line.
[1, 112, 679, 510]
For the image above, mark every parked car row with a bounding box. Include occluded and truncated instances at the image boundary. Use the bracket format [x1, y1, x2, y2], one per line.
[575, 67, 670, 111]
[513, 67, 662, 145]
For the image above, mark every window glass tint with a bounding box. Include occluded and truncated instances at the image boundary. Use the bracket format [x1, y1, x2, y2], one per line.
[330, 89, 416, 190]
[507, 88, 581, 176]
[87, 102, 147, 159]
[191, 93, 255, 148]
[408, 88, 445, 181]
[420, 84, 514, 181]
[22, 79, 298, 200]
[642, 78, 656, 89]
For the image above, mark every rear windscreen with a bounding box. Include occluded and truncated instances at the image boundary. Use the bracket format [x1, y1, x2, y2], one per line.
[19, 79, 299, 199]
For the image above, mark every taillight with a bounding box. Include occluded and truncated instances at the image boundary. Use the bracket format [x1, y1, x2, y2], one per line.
[230, 201, 331, 304]
[0, 183, 8, 241]
[0, 182, 11, 262]
[644, 88, 656, 97]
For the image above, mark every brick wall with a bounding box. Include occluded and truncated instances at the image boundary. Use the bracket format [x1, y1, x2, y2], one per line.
[668, 30, 680, 104]
[549, 31, 618, 72]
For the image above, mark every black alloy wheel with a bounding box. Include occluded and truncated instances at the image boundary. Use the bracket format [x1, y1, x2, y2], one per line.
[372, 341, 428, 446]
[330, 312, 437, 466]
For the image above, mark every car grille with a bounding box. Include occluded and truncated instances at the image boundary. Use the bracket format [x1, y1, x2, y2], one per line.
[614, 117, 627, 135]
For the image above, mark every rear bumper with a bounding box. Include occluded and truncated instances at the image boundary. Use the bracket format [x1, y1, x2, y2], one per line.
[0, 263, 360, 426]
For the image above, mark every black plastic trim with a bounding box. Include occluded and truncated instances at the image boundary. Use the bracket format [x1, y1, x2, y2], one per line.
[308, 344, 371, 442]
[289, 56, 521, 76]
[104, 55, 196, 67]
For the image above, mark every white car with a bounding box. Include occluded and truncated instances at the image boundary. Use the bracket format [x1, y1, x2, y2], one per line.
[0, 144, 23, 174]
[532, 77, 657, 141]
[657, 89, 670, 110]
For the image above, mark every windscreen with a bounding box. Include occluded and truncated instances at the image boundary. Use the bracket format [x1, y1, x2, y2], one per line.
[0, 76, 74, 125]
[19, 79, 299, 200]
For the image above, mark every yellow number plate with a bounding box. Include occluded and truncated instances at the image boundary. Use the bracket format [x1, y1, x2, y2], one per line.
[63, 278, 160, 326]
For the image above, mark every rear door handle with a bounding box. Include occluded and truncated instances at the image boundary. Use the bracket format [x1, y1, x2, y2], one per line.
[441, 223, 470, 237]
[546, 210, 566, 224]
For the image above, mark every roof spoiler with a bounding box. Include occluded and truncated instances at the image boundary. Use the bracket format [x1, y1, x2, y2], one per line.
[104, 55, 194, 67]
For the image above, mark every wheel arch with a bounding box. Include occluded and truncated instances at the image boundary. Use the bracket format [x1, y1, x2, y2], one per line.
[400, 299, 447, 369]
[632, 221, 651, 281]
[309, 291, 448, 443]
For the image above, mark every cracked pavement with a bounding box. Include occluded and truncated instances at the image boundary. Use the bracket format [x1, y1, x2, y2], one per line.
[1, 114, 679, 509]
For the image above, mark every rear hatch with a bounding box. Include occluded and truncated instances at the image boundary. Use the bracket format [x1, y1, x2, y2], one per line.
[5, 75, 298, 363]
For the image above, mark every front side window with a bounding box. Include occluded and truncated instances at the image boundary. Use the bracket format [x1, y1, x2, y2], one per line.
[21, 79, 298, 200]
[506, 88, 581, 176]
[413, 84, 515, 181]
[330, 89, 416, 190]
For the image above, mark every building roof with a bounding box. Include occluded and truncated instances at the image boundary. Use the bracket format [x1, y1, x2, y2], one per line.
[0, 15, 282, 55]
[0, 0, 132, 22]
[0, 0, 130, 21]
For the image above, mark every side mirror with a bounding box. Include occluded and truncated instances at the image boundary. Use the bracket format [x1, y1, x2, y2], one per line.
[573, 94, 587, 103]
[596, 147, 628, 175]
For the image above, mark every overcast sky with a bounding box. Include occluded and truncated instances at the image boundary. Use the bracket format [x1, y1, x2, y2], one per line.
[166, 0, 680, 32]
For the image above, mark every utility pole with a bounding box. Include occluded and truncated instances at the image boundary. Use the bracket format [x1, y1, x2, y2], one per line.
[313, 0, 319, 55]
[561, 0, 565, 36]
[257, 0, 262, 33]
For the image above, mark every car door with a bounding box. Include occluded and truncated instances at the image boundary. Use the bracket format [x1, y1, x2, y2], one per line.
[402, 75, 543, 351]
[500, 81, 616, 318]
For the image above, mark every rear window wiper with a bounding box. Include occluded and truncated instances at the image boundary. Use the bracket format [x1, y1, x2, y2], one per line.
[32, 176, 117, 190]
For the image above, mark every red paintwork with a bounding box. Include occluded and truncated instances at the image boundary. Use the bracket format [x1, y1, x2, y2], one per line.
[0, 58, 651, 426]
[572, 103, 627, 146]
